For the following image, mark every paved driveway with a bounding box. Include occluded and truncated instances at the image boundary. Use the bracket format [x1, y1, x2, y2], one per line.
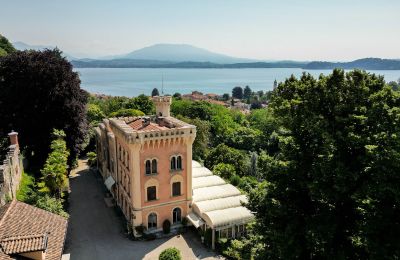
[64, 161, 221, 260]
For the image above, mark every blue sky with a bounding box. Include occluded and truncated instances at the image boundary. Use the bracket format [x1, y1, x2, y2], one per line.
[1, 0, 399, 60]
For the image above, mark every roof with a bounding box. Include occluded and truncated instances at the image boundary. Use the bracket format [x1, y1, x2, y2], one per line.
[190, 161, 254, 229]
[0, 234, 48, 255]
[192, 175, 226, 189]
[0, 200, 68, 260]
[192, 167, 213, 178]
[192, 195, 248, 216]
[128, 118, 169, 131]
[202, 207, 254, 228]
[192, 184, 241, 203]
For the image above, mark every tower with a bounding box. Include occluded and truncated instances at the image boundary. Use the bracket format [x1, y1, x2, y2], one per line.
[153, 96, 172, 117]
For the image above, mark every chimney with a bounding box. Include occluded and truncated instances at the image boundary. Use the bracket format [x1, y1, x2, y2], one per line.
[8, 131, 18, 147]
[142, 117, 150, 128]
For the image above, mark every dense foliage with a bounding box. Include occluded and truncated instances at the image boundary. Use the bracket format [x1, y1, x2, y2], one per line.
[0, 49, 88, 168]
[39, 130, 69, 198]
[248, 69, 400, 259]
[159, 247, 182, 260]
[0, 34, 15, 56]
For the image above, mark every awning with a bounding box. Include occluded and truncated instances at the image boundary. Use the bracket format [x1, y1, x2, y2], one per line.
[186, 212, 204, 228]
[104, 176, 115, 191]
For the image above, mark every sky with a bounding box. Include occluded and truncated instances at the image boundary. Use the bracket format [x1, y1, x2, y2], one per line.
[1, 0, 399, 61]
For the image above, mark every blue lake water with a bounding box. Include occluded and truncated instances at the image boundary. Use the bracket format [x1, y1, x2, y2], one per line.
[74, 68, 400, 97]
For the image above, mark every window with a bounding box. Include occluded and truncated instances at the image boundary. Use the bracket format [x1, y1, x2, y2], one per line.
[145, 160, 151, 175]
[176, 156, 182, 170]
[147, 186, 157, 201]
[172, 182, 181, 197]
[170, 157, 176, 170]
[151, 159, 157, 174]
[148, 213, 157, 229]
[173, 208, 181, 224]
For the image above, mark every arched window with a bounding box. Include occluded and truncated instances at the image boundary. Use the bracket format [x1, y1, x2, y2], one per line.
[176, 156, 182, 170]
[151, 159, 157, 174]
[148, 213, 157, 229]
[170, 157, 176, 170]
[173, 208, 181, 224]
[145, 160, 151, 175]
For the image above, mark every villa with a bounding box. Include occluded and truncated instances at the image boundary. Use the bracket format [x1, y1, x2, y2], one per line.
[95, 96, 253, 249]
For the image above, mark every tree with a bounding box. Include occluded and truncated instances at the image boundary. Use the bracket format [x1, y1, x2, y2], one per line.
[212, 163, 236, 180]
[151, 88, 160, 96]
[205, 144, 248, 176]
[243, 85, 252, 99]
[159, 247, 182, 260]
[0, 34, 15, 56]
[87, 103, 105, 123]
[222, 93, 230, 101]
[232, 86, 244, 99]
[0, 49, 88, 168]
[39, 130, 69, 198]
[173, 92, 182, 99]
[249, 69, 400, 259]
[109, 108, 144, 117]
[133, 94, 154, 114]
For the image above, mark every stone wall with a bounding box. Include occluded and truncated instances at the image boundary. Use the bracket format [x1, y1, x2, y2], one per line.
[0, 132, 22, 206]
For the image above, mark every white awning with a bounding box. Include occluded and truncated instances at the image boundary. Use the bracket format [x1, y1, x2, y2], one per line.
[202, 206, 254, 229]
[192, 160, 203, 168]
[192, 184, 241, 202]
[192, 167, 213, 178]
[104, 176, 115, 191]
[192, 175, 226, 189]
[192, 195, 248, 216]
[186, 212, 204, 228]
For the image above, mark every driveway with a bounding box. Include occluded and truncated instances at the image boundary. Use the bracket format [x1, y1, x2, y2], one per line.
[64, 160, 221, 260]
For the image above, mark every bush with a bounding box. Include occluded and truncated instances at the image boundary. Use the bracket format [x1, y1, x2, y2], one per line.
[163, 219, 171, 234]
[159, 247, 182, 260]
[16, 171, 35, 202]
[87, 152, 97, 167]
[110, 108, 144, 117]
[230, 174, 241, 186]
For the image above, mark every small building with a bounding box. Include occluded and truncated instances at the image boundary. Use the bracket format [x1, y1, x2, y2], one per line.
[0, 200, 68, 260]
[95, 96, 253, 249]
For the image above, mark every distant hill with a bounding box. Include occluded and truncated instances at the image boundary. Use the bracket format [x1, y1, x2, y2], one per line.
[106, 43, 256, 64]
[13, 41, 76, 60]
[304, 58, 400, 70]
[71, 59, 308, 68]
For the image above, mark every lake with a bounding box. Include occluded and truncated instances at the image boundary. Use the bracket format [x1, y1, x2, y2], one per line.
[74, 68, 400, 97]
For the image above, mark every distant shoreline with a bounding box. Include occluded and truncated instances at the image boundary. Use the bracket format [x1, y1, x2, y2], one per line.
[72, 58, 400, 70]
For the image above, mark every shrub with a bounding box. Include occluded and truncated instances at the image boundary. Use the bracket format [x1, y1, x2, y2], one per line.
[163, 219, 171, 234]
[16, 171, 35, 202]
[87, 152, 97, 167]
[230, 174, 241, 187]
[110, 108, 144, 117]
[159, 247, 182, 260]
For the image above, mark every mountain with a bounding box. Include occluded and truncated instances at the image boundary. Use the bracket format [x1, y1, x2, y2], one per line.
[304, 58, 400, 70]
[107, 43, 256, 64]
[13, 41, 76, 60]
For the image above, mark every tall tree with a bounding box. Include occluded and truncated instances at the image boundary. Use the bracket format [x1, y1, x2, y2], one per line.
[248, 69, 400, 259]
[0, 49, 88, 168]
[243, 85, 252, 99]
[151, 88, 160, 96]
[232, 86, 244, 99]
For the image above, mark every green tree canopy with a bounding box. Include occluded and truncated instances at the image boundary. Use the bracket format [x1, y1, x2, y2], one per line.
[205, 144, 248, 176]
[0, 49, 88, 168]
[243, 85, 252, 99]
[0, 34, 15, 56]
[109, 108, 144, 117]
[248, 69, 400, 259]
[159, 247, 181, 260]
[151, 88, 160, 96]
[232, 86, 244, 99]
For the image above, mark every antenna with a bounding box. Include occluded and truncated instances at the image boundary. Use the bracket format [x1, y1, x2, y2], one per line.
[161, 74, 164, 95]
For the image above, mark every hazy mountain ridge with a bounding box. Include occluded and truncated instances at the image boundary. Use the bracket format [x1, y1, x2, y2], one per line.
[72, 58, 400, 70]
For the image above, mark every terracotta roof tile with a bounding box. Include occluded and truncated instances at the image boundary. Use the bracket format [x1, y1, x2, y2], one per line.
[128, 118, 168, 132]
[0, 200, 67, 260]
[0, 233, 48, 254]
